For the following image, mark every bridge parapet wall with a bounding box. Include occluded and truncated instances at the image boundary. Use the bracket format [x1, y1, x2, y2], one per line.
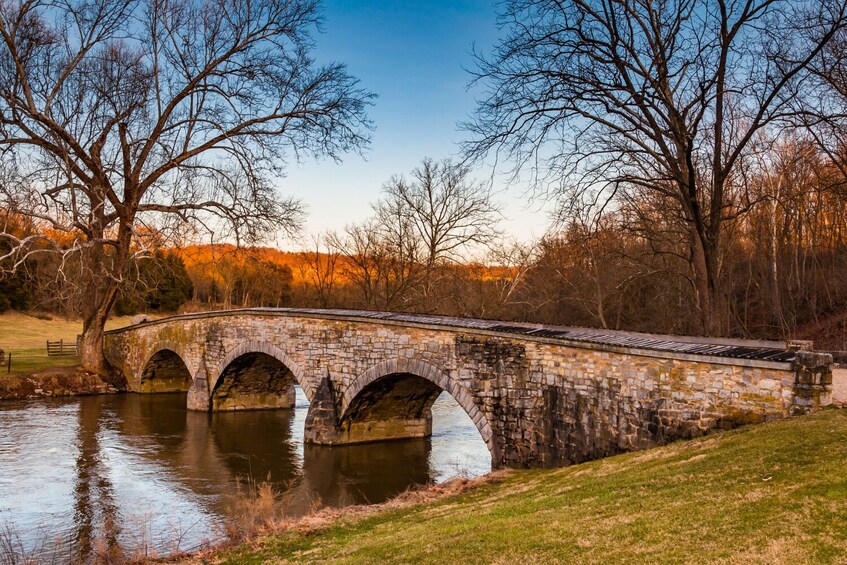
[104, 309, 831, 469]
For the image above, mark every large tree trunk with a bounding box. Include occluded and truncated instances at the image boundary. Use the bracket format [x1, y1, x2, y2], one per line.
[79, 218, 131, 380]
[79, 287, 118, 375]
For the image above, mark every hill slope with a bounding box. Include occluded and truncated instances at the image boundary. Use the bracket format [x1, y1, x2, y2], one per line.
[205, 409, 847, 564]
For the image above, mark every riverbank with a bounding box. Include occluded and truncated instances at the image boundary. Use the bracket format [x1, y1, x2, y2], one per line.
[0, 366, 118, 399]
[183, 408, 847, 564]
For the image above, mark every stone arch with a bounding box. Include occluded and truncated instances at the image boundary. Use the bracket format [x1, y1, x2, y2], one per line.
[210, 341, 312, 410]
[340, 358, 496, 457]
[139, 345, 194, 393]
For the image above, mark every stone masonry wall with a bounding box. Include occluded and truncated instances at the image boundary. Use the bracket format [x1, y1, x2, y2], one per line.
[104, 311, 826, 469]
[456, 335, 797, 467]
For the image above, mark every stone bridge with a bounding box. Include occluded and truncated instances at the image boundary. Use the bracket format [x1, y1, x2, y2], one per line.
[103, 308, 834, 469]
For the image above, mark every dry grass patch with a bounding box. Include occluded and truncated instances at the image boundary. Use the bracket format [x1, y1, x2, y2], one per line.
[182, 473, 507, 564]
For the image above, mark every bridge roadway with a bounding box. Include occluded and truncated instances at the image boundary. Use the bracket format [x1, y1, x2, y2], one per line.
[104, 308, 834, 469]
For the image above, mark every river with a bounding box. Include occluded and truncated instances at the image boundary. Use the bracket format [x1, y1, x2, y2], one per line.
[0, 389, 491, 560]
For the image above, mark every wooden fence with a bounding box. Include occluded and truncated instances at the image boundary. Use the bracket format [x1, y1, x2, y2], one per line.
[46, 336, 81, 357]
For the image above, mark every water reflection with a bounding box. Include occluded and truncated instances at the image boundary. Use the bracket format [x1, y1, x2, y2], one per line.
[207, 409, 301, 489]
[0, 389, 491, 559]
[300, 440, 432, 508]
[72, 397, 119, 561]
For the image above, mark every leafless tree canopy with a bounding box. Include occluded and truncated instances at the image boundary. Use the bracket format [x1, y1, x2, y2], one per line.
[464, 0, 847, 335]
[323, 158, 502, 311]
[0, 0, 372, 372]
[380, 158, 502, 267]
[805, 19, 847, 185]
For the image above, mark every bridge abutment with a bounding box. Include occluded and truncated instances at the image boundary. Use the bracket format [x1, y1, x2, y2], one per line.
[791, 351, 834, 413]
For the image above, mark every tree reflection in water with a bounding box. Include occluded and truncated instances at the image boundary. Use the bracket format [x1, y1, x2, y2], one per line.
[72, 396, 120, 561]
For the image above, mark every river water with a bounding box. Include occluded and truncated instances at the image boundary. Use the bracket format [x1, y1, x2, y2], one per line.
[0, 389, 491, 560]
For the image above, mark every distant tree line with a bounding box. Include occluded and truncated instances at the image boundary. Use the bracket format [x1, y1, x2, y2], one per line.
[5, 146, 847, 350]
[187, 247, 293, 309]
[286, 151, 847, 349]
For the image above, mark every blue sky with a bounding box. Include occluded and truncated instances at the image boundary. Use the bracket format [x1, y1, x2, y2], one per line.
[279, 0, 553, 248]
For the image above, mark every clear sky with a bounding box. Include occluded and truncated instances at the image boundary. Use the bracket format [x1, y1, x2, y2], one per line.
[278, 0, 553, 249]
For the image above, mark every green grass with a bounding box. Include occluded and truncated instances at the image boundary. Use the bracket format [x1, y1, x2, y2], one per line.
[203, 409, 847, 564]
[2, 348, 80, 374]
[0, 311, 148, 375]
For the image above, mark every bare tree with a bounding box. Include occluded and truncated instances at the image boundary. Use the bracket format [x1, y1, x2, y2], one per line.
[445, 239, 536, 320]
[0, 0, 372, 373]
[464, 0, 847, 335]
[806, 17, 847, 191]
[746, 135, 817, 334]
[327, 215, 421, 311]
[298, 233, 341, 308]
[380, 158, 501, 300]
[484, 239, 536, 316]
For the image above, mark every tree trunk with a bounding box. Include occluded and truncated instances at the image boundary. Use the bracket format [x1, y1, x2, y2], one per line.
[690, 230, 723, 336]
[770, 195, 786, 335]
[79, 287, 118, 375]
[79, 217, 131, 380]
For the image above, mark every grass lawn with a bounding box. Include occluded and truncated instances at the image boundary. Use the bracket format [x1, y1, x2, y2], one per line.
[0, 311, 150, 375]
[203, 409, 847, 564]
